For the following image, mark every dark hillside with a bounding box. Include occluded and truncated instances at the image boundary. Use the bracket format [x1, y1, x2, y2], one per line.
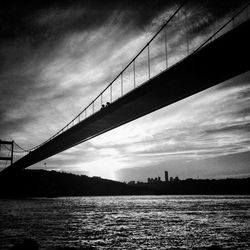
[0, 170, 249, 198]
[0, 170, 150, 198]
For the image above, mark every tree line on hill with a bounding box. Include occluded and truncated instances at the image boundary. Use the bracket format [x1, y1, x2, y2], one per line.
[0, 170, 249, 198]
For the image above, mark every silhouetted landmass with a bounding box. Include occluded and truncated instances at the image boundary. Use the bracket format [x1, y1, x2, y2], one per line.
[129, 178, 250, 195]
[0, 170, 151, 198]
[0, 170, 249, 198]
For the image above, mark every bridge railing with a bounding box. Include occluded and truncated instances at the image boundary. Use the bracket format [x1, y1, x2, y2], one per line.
[30, 1, 250, 151]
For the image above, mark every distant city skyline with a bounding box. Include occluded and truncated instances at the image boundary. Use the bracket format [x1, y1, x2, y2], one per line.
[0, 0, 250, 181]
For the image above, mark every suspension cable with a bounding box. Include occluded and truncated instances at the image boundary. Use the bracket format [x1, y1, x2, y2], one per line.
[9, 0, 249, 154]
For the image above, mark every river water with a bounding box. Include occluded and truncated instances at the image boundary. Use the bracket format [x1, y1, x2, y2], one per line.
[0, 195, 249, 249]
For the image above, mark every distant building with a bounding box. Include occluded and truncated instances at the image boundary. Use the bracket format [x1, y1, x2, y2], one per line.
[174, 176, 179, 182]
[147, 177, 161, 183]
[137, 181, 144, 184]
[170, 177, 174, 182]
[128, 181, 135, 185]
[165, 171, 168, 182]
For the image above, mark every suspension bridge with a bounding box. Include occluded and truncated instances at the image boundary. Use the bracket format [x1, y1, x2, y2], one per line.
[1, 1, 250, 175]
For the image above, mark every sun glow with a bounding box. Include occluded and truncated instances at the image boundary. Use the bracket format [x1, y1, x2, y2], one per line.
[82, 157, 126, 181]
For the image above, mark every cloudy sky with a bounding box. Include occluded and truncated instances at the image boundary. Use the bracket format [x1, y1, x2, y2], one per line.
[0, 0, 249, 181]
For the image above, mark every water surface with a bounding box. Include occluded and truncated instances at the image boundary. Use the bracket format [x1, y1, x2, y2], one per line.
[0, 195, 249, 249]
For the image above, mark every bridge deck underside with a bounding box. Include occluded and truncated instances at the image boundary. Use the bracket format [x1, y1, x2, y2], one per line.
[3, 20, 250, 174]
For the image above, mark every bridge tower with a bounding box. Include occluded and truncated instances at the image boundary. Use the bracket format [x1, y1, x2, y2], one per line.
[0, 140, 14, 166]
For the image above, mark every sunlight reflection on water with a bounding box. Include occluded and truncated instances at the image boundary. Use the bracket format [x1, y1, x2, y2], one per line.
[0, 195, 250, 249]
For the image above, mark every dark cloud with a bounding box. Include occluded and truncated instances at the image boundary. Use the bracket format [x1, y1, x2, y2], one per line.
[203, 123, 250, 136]
[1, 0, 247, 43]
[1, 0, 250, 178]
[0, 0, 174, 42]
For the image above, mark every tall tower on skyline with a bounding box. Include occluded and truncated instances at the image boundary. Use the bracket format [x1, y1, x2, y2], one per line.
[165, 171, 168, 182]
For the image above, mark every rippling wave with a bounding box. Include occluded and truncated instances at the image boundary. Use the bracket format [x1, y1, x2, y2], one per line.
[0, 195, 249, 249]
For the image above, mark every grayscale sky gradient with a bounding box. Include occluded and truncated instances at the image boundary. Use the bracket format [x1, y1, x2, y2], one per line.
[0, 0, 249, 181]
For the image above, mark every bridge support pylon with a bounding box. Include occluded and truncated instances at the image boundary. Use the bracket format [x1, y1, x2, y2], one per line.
[0, 140, 14, 166]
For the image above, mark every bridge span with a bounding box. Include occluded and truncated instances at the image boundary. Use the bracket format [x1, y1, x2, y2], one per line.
[1, 11, 250, 175]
